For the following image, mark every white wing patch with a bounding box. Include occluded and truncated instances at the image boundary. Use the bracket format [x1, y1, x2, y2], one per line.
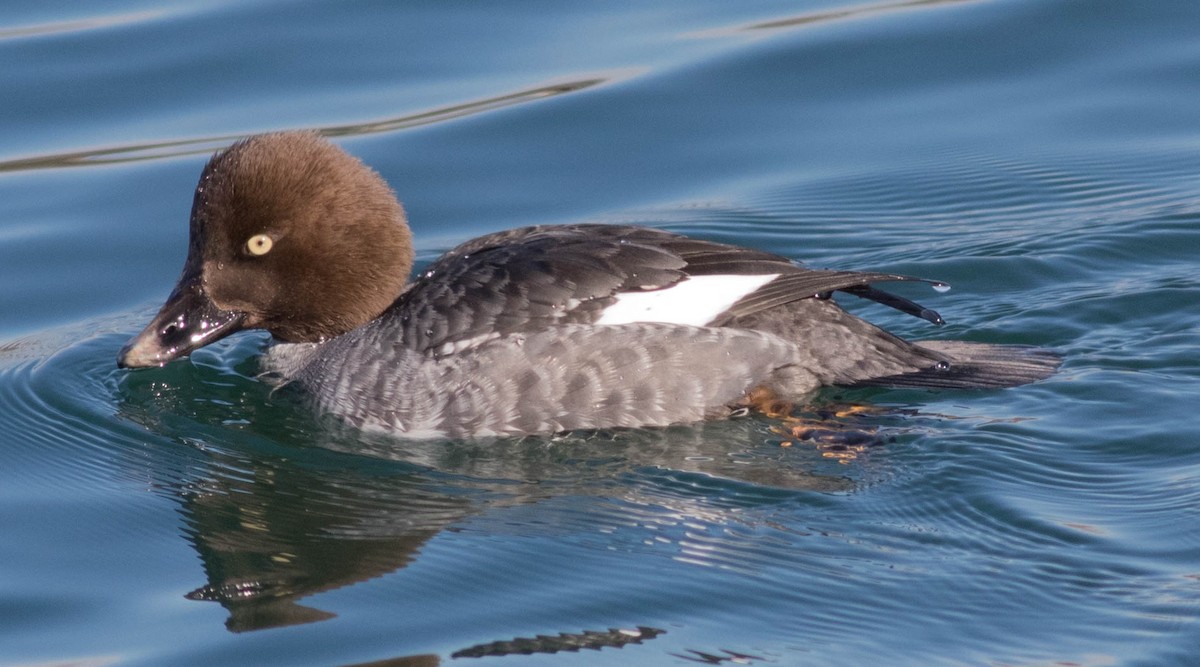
[594, 273, 780, 326]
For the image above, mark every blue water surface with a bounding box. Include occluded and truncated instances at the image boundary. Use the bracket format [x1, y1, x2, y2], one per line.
[3, 1, 1199, 665]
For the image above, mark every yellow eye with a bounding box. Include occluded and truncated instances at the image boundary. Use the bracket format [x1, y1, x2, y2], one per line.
[246, 234, 273, 256]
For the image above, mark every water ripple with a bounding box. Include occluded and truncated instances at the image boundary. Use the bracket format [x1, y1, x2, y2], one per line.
[0, 324, 143, 492]
[0, 76, 611, 173]
[0, 10, 165, 41]
[648, 153, 1191, 274]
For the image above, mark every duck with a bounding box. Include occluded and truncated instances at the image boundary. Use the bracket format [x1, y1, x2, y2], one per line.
[118, 131, 1060, 438]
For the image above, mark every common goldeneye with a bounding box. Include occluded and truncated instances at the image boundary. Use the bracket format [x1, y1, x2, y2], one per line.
[118, 132, 1060, 438]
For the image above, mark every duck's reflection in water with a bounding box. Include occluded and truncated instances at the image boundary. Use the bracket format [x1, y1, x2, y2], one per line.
[118, 379, 860, 661]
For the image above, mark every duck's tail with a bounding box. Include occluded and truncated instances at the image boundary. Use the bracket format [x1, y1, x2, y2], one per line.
[850, 339, 1062, 390]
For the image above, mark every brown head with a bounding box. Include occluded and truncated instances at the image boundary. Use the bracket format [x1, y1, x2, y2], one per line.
[118, 131, 414, 368]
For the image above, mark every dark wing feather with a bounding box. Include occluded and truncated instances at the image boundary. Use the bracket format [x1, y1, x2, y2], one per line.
[386, 224, 945, 355]
[388, 225, 689, 354]
[839, 285, 945, 325]
[709, 270, 943, 324]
